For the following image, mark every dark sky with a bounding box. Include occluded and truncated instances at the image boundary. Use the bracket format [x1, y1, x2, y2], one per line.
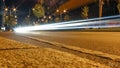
[5, 0, 36, 8]
[4, 0, 36, 23]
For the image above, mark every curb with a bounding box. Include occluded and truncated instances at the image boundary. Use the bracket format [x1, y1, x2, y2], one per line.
[23, 35, 120, 63]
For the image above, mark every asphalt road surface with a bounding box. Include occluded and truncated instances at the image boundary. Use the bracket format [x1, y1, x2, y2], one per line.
[1, 31, 120, 56]
[22, 31, 120, 56]
[0, 31, 120, 67]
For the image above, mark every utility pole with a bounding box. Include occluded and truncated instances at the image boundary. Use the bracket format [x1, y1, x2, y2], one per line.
[99, 0, 104, 18]
[1, 0, 5, 27]
[117, 0, 120, 14]
[28, 9, 31, 25]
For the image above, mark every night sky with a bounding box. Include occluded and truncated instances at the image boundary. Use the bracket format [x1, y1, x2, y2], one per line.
[2, 0, 37, 23]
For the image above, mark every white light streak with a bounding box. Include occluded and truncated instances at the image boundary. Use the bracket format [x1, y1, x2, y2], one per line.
[14, 15, 120, 33]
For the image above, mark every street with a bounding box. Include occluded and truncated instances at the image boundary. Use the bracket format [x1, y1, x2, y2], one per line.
[22, 31, 120, 56]
[0, 0, 120, 67]
[0, 31, 120, 67]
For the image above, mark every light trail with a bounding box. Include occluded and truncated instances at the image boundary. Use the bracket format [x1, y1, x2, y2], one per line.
[14, 15, 120, 33]
[38, 15, 120, 26]
[14, 20, 106, 33]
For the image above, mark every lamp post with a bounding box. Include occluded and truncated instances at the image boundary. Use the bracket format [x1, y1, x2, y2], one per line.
[1, 0, 5, 27]
[117, 0, 120, 14]
[4, 7, 17, 30]
[99, 0, 104, 18]
[6, 7, 17, 19]
[26, 9, 31, 25]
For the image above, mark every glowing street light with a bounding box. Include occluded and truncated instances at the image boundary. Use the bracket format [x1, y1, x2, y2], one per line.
[63, 9, 67, 13]
[49, 16, 52, 19]
[13, 8, 16, 12]
[4, 8, 8, 11]
[41, 19, 44, 22]
[44, 16, 46, 18]
[56, 9, 59, 13]
[15, 15, 17, 18]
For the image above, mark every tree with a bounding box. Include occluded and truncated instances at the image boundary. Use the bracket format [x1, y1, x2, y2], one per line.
[5, 15, 16, 26]
[81, 6, 89, 19]
[117, 0, 120, 14]
[32, 4, 45, 18]
[64, 14, 70, 21]
[54, 17, 60, 22]
[4, 15, 17, 31]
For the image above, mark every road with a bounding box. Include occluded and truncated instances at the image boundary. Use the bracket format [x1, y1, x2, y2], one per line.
[0, 31, 120, 67]
[21, 31, 120, 56]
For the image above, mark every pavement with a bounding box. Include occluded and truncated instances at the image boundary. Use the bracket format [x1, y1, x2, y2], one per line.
[0, 35, 110, 68]
[22, 31, 120, 56]
[17, 31, 120, 68]
[0, 31, 120, 67]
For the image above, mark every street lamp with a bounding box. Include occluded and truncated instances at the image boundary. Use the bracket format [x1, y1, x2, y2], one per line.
[44, 16, 46, 19]
[63, 9, 67, 13]
[56, 9, 59, 13]
[41, 19, 44, 22]
[99, 0, 104, 18]
[15, 15, 17, 18]
[4, 8, 8, 11]
[13, 8, 16, 11]
[4, 7, 18, 25]
[49, 16, 52, 19]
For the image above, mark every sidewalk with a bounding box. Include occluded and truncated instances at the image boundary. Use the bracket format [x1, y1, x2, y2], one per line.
[0, 36, 110, 68]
